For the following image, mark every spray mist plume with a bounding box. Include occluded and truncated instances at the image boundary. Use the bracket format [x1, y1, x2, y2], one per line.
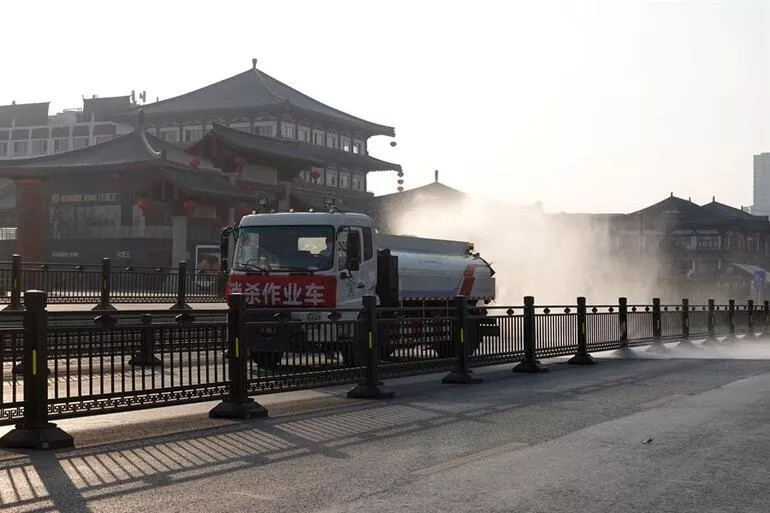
[388, 195, 672, 306]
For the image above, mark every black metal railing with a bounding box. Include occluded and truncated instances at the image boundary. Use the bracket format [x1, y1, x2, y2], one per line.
[0, 255, 226, 307]
[0, 292, 765, 449]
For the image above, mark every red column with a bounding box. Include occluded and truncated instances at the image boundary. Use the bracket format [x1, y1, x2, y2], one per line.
[15, 178, 46, 262]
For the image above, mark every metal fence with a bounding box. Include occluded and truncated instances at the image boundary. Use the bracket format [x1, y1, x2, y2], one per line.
[0, 292, 766, 449]
[0, 255, 225, 307]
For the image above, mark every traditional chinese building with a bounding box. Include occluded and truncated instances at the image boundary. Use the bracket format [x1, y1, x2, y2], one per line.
[611, 194, 770, 301]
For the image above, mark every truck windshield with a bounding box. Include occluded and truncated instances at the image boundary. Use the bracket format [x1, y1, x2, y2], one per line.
[233, 225, 335, 273]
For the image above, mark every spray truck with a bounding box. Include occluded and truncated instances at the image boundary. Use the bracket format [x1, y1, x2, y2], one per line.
[220, 210, 496, 367]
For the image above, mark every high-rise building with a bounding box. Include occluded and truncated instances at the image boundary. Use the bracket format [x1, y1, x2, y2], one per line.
[753, 153, 770, 216]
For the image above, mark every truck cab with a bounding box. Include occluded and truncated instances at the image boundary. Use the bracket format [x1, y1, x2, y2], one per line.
[222, 211, 377, 315]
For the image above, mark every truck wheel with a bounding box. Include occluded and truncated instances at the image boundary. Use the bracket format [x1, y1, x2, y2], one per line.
[251, 351, 283, 370]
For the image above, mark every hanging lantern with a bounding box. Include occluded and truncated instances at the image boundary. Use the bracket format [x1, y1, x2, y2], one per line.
[239, 207, 252, 216]
[397, 186, 404, 192]
[189, 158, 201, 170]
[397, 179, 404, 185]
[397, 171, 404, 178]
[183, 200, 197, 215]
[234, 156, 246, 171]
[390, 141, 397, 147]
[310, 169, 321, 180]
[137, 199, 149, 211]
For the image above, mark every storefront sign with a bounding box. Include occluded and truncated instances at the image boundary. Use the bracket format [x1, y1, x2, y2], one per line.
[51, 192, 118, 204]
[52, 251, 80, 258]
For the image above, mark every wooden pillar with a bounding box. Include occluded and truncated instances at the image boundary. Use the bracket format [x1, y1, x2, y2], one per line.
[15, 178, 46, 262]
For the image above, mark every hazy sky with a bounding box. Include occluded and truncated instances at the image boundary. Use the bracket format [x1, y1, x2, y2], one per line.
[2, 0, 768, 213]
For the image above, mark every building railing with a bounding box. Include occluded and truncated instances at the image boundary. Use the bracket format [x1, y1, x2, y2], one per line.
[0, 290, 765, 449]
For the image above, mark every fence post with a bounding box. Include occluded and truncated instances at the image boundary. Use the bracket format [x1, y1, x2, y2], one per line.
[348, 295, 395, 398]
[129, 314, 162, 367]
[92, 258, 116, 311]
[0, 291, 74, 449]
[677, 298, 697, 349]
[513, 296, 548, 373]
[569, 296, 596, 365]
[209, 293, 267, 418]
[614, 297, 637, 358]
[746, 300, 757, 340]
[171, 261, 192, 311]
[443, 296, 483, 383]
[762, 300, 770, 340]
[647, 297, 669, 353]
[703, 299, 719, 346]
[724, 299, 738, 343]
[3, 254, 22, 312]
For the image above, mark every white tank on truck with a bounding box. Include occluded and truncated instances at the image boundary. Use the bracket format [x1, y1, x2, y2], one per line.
[220, 211, 496, 367]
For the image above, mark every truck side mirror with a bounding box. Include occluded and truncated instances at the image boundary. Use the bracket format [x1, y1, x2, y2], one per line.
[347, 231, 361, 271]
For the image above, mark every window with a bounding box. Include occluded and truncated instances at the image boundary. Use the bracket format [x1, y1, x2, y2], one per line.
[160, 129, 179, 142]
[233, 225, 335, 275]
[327, 133, 338, 149]
[313, 130, 325, 146]
[352, 139, 364, 154]
[49, 204, 122, 239]
[339, 172, 350, 189]
[297, 126, 310, 142]
[300, 170, 310, 182]
[362, 227, 374, 261]
[183, 127, 203, 143]
[351, 174, 364, 191]
[29, 139, 48, 156]
[281, 122, 296, 139]
[325, 169, 338, 187]
[53, 139, 69, 153]
[93, 135, 112, 145]
[12, 141, 28, 157]
[254, 122, 276, 137]
[0, 142, 8, 157]
[340, 136, 351, 152]
[72, 138, 89, 150]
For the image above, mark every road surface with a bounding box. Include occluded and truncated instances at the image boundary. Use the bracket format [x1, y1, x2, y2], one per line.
[1, 345, 770, 512]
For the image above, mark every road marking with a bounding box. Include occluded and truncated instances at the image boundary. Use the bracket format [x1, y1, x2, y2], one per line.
[412, 441, 528, 476]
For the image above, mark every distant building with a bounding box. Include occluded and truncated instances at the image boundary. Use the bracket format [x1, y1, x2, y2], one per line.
[753, 153, 770, 216]
[612, 194, 770, 301]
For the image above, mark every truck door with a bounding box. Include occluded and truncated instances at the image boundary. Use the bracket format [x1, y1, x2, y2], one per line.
[337, 226, 366, 308]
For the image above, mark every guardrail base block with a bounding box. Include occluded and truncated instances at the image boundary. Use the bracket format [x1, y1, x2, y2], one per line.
[170, 302, 193, 312]
[0, 423, 74, 450]
[2, 303, 23, 312]
[347, 384, 395, 399]
[92, 303, 117, 312]
[128, 354, 163, 367]
[209, 399, 268, 419]
[442, 370, 483, 384]
[722, 335, 739, 344]
[512, 360, 548, 373]
[568, 353, 597, 365]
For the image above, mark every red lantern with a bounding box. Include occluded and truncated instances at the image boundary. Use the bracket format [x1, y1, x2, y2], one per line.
[239, 207, 252, 216]
[234, 156, 246, 171]
[189, 158, 200, 170]
[137, 200, 149, 211]
[397, 179, 404, 185]
[183, 200, 196, 215]
[397, 186, 404, 192]
[310, 169, 321, 179]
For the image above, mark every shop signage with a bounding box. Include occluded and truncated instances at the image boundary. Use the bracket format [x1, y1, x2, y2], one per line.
[51, 192, 118, 204]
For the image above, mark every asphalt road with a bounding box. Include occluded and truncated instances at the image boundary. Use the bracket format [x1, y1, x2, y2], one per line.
[2, 345, 770, 513]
